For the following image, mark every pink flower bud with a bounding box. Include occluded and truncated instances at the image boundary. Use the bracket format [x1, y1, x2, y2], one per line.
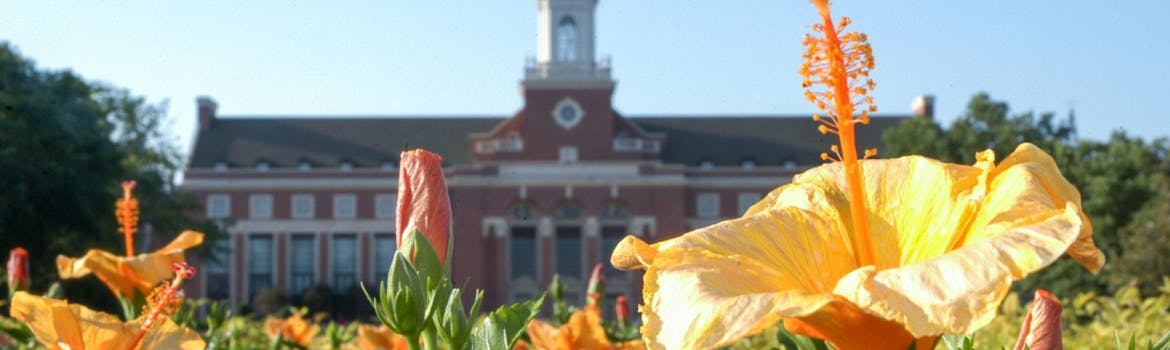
[7, 247, 29, 292]
[1014, 289, 1063, 350]
[397, 149, 452, 264]
[586, 263, 605, 306]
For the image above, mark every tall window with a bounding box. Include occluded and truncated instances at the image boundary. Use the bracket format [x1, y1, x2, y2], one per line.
[289, 235, 316, 297]
[509, 203, 538, 281]
[556, 16, 578, 62]
[553, 203, 583, 286]
[331, 235, 358, 294]
[205, 238, 232, 300]
[292, 194, 315, 219]
[207, 194, 230, 219]
[247, 235, 273, 301]
[249, 194, 272, 219]
[372, 233, 396, 282]
[509, 227, 537, 280]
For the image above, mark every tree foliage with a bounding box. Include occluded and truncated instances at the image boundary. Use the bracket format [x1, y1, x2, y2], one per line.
[882, 92, 1170, 297]
[0, 42, 225, 306]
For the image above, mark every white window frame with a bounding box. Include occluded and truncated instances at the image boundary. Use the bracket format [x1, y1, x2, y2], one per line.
[249, 194, 273, 219]
[375, 194, 397, 219]
[291, 194, 315, 219]
[737, 192, 762, 216]
[207, 194, 230, 219]
[696, 192, 720, 218]
[333, 194, 357, 219]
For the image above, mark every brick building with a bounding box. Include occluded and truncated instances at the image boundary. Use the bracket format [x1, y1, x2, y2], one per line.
[182, 0, 912, 311]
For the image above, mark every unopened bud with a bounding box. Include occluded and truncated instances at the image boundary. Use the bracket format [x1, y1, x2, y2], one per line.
[615, 294, 629, 324]
[7, 247, 30, 294]
[586, 264, 605, 307]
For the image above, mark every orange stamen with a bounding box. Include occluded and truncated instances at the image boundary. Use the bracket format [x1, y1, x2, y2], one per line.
[126, 262, 195, 350]
[116, 180, 139, 257]
[801, 0, 878, 266]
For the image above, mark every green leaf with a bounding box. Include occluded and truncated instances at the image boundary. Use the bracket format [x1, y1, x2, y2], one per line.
[468, 293, 546, 350]
[1152, 330, 1170, 350]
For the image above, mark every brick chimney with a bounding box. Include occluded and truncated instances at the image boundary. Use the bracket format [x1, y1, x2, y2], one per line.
[197, 96, 218, 132]
[911, 95, 935, 118]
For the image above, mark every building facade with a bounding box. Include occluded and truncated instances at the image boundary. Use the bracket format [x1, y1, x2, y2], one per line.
[182, 0, 911, 311]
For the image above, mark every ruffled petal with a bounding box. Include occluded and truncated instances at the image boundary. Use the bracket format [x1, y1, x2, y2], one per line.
[835, 203, 1084, 337]
[782, 298, 935, 350]
[10, 291, 134, 350]
[130, 317, 207, 350]
[56, 231, 204, 298]
[633, 206, 858, 349]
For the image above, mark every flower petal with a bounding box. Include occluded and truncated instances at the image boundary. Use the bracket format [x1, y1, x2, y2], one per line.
[10, 291, 134, 350]
[834, 202, 1084, 337]
[634, 206, 858, 349]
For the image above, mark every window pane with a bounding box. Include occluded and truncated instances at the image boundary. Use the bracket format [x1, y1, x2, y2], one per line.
[334, 195, 356, 219]
[250, 194, 272, 219]
[697, 193, 720, 218]
[290, 235, 315, 296]
[373, 234, 396, 282]
[556, 16, 577, 62]
[292, 195, 314, 219]
[510, 227, 537, 280]
[555, 226, 582, 279]
[331, 235, 357, 294]
[376, 195, 397, 219]
[247, 235, 273, 300]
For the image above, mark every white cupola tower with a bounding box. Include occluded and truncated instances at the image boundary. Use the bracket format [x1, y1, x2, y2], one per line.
[526, 0, 611, 84]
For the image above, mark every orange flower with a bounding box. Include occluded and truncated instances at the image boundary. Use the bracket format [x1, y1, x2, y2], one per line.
[1014, 289, 1063, 350]
[397, 149, 452, 264]
[10, 264, 204, 350]
[57, 231, 203, 299]
[355, 323, 409, 350]
[116, 180, 140, 257]
[7, 247, 29, 294]
[266, 310, 320, 346]
[525, 306, 644, 350]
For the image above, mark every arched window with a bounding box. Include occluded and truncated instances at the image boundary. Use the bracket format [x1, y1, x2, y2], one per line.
[556, 16, 578, 62]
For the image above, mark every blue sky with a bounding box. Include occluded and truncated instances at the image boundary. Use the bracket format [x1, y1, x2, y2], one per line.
[3, 1, 1168, 159]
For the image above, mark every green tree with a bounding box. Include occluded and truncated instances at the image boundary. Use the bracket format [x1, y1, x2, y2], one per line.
[1, 42, 226, 308]
[881, 92, 1170, 297]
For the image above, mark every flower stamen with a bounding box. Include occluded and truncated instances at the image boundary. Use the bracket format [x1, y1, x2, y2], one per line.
[126, 262, 195, 350]
[115, 181, 139, 257]
[801, 0, 878, 266]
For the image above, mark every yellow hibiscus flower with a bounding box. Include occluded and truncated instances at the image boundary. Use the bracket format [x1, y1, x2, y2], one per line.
[612, 144, 1104, 349]
[525, 305, 645, 350]
[56, 230, 204, 299]
[9, 291, 205, 350]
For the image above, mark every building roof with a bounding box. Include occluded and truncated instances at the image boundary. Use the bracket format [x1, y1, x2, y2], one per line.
[188, 115, 908, 169]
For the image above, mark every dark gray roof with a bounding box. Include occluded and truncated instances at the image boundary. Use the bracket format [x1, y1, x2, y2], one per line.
[630, 116, 905, 166]
[189, 117, 502, 168]
[188, 115, 908, 169]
